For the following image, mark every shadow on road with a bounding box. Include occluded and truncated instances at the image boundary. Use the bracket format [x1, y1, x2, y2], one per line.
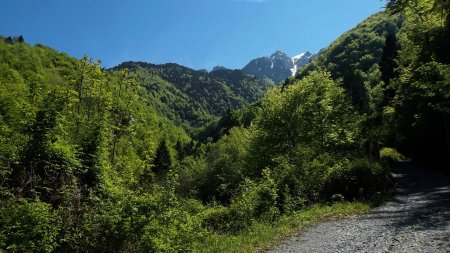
[269, 163, 450, 252]
[386, 163, 450, 231]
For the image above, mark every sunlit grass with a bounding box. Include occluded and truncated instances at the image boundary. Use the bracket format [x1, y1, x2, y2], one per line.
[193, 202, 370, 253]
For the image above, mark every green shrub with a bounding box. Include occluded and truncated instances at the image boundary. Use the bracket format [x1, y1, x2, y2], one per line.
[73, 185, 202, 252]
[201, 170, 279, 234]
[330, 194, 345, 203]
[0, 199, 61, 253]
[379, 147, 405, 162]
[139, 205, 202, 252]
[201, 205, 252, 234]
[76, 196, 129, 252]
[272, 149, 333, 209]
[251, 170, 280, 221]
[324, 159, 392, 200]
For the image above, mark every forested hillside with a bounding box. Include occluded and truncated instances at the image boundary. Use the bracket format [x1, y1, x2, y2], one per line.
[292, 4, 450, 166]
[115, 61, 273, 129]
[1, 0, 449, 251]
[291, 12, 404, 112]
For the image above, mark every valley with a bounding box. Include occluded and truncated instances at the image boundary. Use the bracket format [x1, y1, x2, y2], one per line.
[0, 1, 449, 252]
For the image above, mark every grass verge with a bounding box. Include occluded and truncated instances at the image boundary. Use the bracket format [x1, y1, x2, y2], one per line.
[192, 202, 371, 253]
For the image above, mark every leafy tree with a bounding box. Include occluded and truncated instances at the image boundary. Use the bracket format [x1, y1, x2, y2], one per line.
[249, 70, 360, 172]
[198, 127, 250, 203]
[175, 140, 186, 161]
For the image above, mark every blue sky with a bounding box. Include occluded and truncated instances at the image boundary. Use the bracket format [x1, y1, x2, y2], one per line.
[0, 0, 385, 70]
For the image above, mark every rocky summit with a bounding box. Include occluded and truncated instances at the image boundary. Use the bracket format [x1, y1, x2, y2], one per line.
[242, 50, 317, 83]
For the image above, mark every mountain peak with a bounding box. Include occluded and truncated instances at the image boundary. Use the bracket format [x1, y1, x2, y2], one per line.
[242, 50, 318, 83]
[270, 51, 289, 59]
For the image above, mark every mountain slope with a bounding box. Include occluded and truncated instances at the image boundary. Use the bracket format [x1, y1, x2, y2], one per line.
[295, 12, 403, 81]
[290, 12, 404, 112]
[114, 61, 273, 128]
[242, 50, 316, 83]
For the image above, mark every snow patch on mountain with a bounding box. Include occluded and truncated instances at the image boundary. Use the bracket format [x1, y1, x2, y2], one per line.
[290, 58, 298, 77]
[292, 52, 306, 63]
[290, 51, 316, 76]
[242, 50, 318, 83]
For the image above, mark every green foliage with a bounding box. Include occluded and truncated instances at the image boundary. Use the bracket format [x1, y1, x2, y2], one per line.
[271, 148, 332, 207]
[201, 170, 279, 234]
[379, 147, 405, 162]
[384, 0, 450, 165]
[58, 176, 204, 252]
[152, 140, 172, 176]
[285, 3, 450, 167]
[0, 38, 197, 252]
[249, 70, 360, 172]
[201, 205, 237, 233]
[0, 199, 61, 253]
[324, 159, 392, 200]
[239, 170, 280, 222]
[292, 12, 403, 114]
[197, 127, 250, 203]
[115, 62, 273, 130]
[9, 90, 80, 204]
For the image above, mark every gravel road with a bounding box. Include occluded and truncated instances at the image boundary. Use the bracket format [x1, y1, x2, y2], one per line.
[269, 163, 450, 253]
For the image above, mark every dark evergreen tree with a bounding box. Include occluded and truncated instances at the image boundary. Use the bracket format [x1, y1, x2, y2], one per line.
[78, 125, 102, 190]
[153, 139, 172, 175]
[5, 36, 13, 44]
[18, 35, 24, 43]
[184, 140, 196, 156]
[219, 108, 237, 136]
[343, 68, 369, 112]
[380, 33, 398, 104]
[175, 140, 185, 160]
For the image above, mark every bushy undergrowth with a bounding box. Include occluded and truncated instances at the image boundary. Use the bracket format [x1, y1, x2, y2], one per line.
[201, 170, 279, 234]
[324, 158, 393, 200]
[0, 199, 60, 253]
[379, 147, 405, 163]
[0, 151, 390, 252]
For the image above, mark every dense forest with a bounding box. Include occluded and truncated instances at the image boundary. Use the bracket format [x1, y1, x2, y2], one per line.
[1, 0, 449, 252]
[292, 7, 450, 166]
[114, 61, 273, 130]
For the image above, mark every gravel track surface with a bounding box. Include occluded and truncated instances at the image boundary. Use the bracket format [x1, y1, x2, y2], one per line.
[269, 163, 450, 253]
